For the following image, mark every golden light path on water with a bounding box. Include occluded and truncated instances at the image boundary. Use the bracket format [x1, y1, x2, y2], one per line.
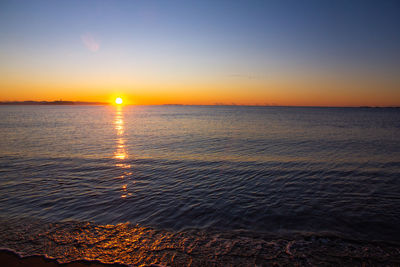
[113, 106, 132, 199]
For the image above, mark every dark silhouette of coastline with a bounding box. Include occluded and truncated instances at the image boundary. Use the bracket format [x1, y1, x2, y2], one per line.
[0, 101, 108, 105]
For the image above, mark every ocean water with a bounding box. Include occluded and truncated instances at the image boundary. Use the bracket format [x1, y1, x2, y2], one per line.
[0, 105, 399, 266]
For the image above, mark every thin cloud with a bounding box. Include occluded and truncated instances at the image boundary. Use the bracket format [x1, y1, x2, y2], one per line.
[81, 33, 100, 52]
[228, 74, 262, 80]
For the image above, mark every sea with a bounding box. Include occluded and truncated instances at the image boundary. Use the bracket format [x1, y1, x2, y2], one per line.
[0, 105, 399, 266]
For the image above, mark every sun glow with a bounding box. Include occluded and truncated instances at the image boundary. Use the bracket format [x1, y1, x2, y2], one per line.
[115, 97, 123, 105]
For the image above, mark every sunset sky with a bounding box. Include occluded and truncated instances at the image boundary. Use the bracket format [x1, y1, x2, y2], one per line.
[1, 0, 399, 106]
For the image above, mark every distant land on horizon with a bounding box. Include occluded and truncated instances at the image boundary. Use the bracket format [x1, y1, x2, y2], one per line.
[0, 101, 108, 105]
[0, 101, 399, 108]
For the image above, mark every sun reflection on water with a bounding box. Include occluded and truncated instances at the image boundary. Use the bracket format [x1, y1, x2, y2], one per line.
[113, 106, 132, 198]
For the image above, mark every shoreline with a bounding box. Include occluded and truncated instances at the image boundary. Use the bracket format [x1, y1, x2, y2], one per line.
[0, 249, 128, 267]
[1, 219, 400, 266]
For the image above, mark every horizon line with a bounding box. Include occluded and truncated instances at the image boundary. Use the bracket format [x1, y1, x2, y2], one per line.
[0, 100, 398, 108]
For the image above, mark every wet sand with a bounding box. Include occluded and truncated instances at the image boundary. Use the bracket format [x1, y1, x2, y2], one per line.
[0, 249, 127, 267]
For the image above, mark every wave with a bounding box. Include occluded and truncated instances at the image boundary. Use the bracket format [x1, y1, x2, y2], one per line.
[0, 218, 399, 266]
[1, 155, 400, 243]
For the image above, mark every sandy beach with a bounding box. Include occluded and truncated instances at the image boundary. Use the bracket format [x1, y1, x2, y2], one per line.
[0, 250, 127, 267]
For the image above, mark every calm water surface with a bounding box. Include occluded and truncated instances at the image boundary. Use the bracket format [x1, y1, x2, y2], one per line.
[0, 105, 399, 265]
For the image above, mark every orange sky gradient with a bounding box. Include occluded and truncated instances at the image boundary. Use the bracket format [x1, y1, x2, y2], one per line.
[1, 71, 399, 106]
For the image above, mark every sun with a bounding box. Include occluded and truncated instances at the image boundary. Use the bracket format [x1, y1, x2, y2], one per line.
[115, 97, 123, 105]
